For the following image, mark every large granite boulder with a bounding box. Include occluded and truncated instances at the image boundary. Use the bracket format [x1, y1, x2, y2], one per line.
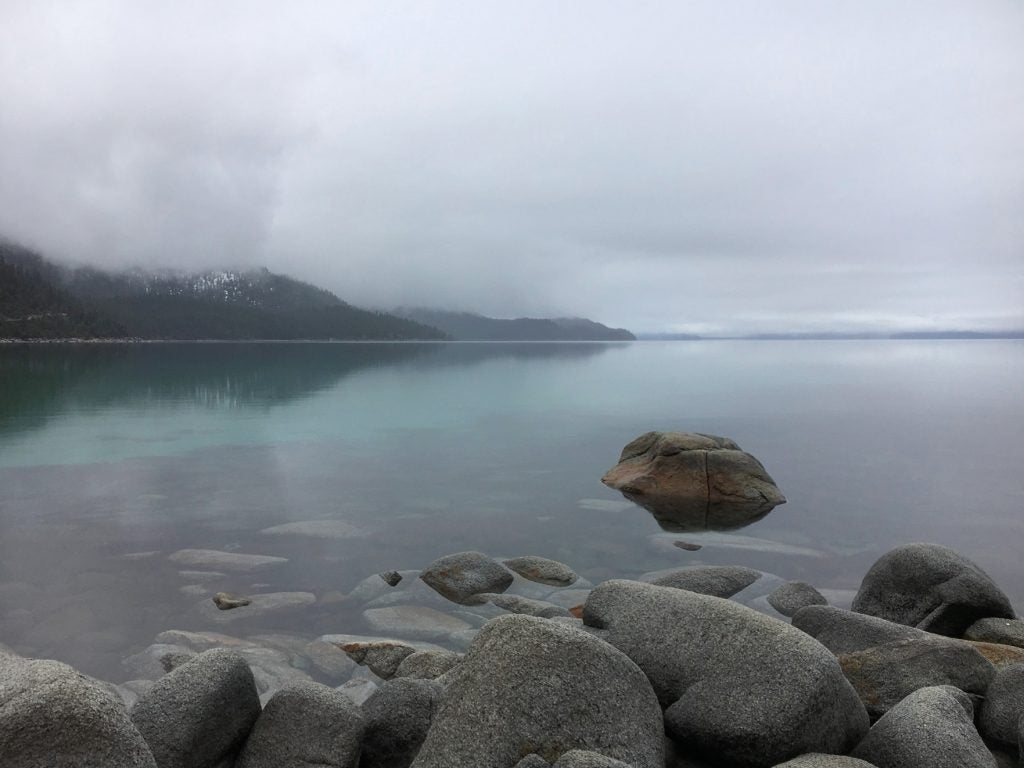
[978, 663, 1024, 747]
[583, 580, 868, 768]
[419, 551, 513, 604]
[601, 432, 785, 531]
[361, 678, 443, 768]
[851, 543, 1015, 636]
[791, 606, 928, 655]
[237, 681, 364, 768]
[850, 686, 995, 768]
[130, 648, 261, 768]
[0, 654, 157, 767]
[837, 637, 995, 718]
[411, 614, 664, 768]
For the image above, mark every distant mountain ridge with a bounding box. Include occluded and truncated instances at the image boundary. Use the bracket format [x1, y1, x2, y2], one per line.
[0, 240, 444, 341]
[396, 308, 635, 341]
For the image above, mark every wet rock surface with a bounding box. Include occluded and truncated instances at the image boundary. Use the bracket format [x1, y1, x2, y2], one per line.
[419, 550, 514, 604]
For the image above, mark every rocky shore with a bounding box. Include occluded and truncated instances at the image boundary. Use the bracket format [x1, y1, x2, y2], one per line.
[2, 542, 1023, 768]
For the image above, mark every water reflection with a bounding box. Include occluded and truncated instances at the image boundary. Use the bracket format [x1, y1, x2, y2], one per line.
[624, 494, 779, 533]
[0, 342, 622, 438]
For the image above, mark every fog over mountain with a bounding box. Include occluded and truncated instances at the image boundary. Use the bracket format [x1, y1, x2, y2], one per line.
[1, 1, 1021, 335]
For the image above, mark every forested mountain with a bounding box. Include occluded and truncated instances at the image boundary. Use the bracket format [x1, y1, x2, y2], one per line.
[0, 242, 125, 339]
[0, 241, 445, 341]
[396, 308, 636, 341]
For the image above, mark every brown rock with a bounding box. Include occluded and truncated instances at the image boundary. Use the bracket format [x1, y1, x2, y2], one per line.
[601, 431, 785, 531]
[212, 593, 252, 610]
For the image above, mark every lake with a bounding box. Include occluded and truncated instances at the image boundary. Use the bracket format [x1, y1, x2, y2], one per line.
[0, 340, 1021, 684]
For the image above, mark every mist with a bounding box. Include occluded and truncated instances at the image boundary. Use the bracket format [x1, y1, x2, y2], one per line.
[1, 1, 1022, 334]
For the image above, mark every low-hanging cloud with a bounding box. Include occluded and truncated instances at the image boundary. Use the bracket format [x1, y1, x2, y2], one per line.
[1, 0, 1022, 334]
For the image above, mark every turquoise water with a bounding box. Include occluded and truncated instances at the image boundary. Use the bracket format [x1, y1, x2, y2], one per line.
[0, 340, 1022, 679]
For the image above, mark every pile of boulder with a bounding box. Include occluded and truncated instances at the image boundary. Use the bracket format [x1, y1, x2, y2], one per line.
[2, 541, 1023, 767]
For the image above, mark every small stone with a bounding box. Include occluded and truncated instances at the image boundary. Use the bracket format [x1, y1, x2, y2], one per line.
[646, 565, 762, 598]
[337, 640, 418, 680]
[767, 582, 828, 617]
[380, 570, 403, 587]
[502, 556, 579, 587]
[213, 593, 252, 610]
[419, 551, 514, 604]
[673, 540, 703, 551]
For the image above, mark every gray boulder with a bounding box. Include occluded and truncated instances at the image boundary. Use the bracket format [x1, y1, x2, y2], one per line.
[336, 638, 419, 679]
[837, 637, 995, 718]
[850, 685, 995, 768]
[130, 648, 261, 768]
[600, 431, 785, 530]
[554, 751, 635, 767]
[648, 566, 762, 598]
[791, 605, 929, 655]
[237, 680, 364, 768]
[583, 580, 868, 768]
[394, 650, 461, 680]
[503, 556, 579, 586]
[768, 582, 828, 618]
[965, 618, 1024, 648]
[419, 551, 513, 604]
[361, 678, 442, 768]
[0, 654, 157, 767]
[412, 614, 664, 768]
[772, 757, 877, 767]
[979, 663, 1024, 746]
[851, 543, 1015, 636]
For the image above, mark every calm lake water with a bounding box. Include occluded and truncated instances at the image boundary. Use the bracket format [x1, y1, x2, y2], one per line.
[0, 340, 1022, 682]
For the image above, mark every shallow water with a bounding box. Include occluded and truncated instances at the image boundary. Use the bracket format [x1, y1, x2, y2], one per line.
[0, 340, 1021, 681]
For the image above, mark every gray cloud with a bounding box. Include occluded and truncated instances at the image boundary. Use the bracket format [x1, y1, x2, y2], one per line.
[1, 0, 1022, 333]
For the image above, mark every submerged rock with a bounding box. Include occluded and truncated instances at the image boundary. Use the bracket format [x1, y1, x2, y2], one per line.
[168, 549, 288, 572]
[583, 580, 867, 768]
[363, 605, 474, 643]
[419, 551, 514, 604]
[851, 543, 1015, 636]
[259, 519, 367, 539]
[212, 592, 252, 610]
[380, 570, 404, 587]
[196, 591, 316, 625]
[411, 614, 665, 768]
[502, 556, 578, 587]
[601, 431, 785, 531]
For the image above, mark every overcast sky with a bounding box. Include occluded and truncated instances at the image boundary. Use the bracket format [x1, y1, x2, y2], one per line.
[1, 1, 1021, 334]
